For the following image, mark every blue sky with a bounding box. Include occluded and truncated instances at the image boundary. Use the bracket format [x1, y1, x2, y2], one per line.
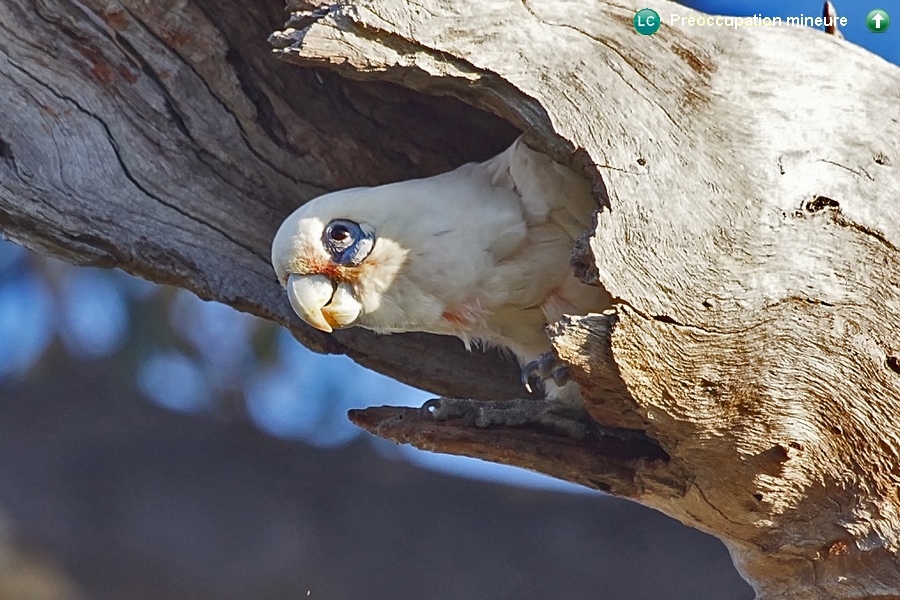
[682, 0, 897, 64]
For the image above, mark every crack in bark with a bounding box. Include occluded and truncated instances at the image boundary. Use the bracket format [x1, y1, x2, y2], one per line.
[119, 4, 323, 194]
[610, 297, 731, 335]
[692, 481, 745, 529]
[607, 293, 858, 340]
[0, 136, 14, 165]
[833, 214, 899, 254]
[5, 58, 268, 265]
[588, 161, 634, 174]
[66, 0, 143, 70]
[821, 159, 876, 182]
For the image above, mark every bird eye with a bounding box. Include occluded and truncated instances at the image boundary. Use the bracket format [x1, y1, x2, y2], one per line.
[329, 224, 351, 242]
[322, 219, 375, 267]
[324, 220, 358, 249]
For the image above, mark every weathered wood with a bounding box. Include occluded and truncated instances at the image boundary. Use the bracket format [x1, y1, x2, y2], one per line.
[3, 0, 900, 597]
[0, 0, 522, 399]
[349, 405, 670, 495]
[270, 1, 900, 597]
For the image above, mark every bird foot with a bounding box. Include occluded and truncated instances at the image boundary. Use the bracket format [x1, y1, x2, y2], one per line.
[421, 397, 591, 440]
[521, 351, 571, 394]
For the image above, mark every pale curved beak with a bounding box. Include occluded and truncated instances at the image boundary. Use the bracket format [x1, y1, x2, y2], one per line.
[287, 273, 337, 332]
[286, 274, 362, 333]
[321, 282, 362, 330]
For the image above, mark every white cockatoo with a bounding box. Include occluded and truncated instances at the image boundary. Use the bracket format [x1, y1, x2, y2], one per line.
[271, 137, 610, 433]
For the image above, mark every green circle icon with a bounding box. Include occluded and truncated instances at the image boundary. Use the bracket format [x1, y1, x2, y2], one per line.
[634, 8, 661, 35]
[866, 9, 890, 32]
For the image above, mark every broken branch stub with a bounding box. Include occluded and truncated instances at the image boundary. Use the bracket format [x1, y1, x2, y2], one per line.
[272, 0, 900, 597]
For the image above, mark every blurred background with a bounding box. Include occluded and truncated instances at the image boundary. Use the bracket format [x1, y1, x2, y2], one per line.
[0, 1, 892, 599]
[0, 238, 753, 600]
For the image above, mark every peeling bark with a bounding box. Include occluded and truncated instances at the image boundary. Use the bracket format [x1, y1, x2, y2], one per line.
[2, 0, 900, 597]
[270, 1, 900, 598]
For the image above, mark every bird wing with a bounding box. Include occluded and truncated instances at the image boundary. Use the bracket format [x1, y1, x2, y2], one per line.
[478, 139, 605, 325]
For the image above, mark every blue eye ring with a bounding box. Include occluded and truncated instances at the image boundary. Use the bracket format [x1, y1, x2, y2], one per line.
[322, 219, 375, 266]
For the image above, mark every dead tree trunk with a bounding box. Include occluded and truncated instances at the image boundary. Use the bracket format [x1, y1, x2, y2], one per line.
[2, 0, 899, 598]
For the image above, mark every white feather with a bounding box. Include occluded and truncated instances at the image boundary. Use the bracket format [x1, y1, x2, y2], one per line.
[272, 137, 611, 404]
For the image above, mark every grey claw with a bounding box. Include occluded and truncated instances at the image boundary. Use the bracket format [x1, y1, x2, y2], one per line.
[521, 352, 570, 394]
[521, 359, 541, 393]
[421, 397, 479, 421]
[552, 365, 571, 388]
[421, 398, 443, 417]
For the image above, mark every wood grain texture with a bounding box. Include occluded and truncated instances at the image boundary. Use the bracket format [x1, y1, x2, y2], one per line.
[271, 0, 900, 597]
[4, 0, 900, 596]
[0, 0, 523, 399]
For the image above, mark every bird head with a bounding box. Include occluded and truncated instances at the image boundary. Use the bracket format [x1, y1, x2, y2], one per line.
[271, 186, 413, 333]
[271, 152, 528, 338]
